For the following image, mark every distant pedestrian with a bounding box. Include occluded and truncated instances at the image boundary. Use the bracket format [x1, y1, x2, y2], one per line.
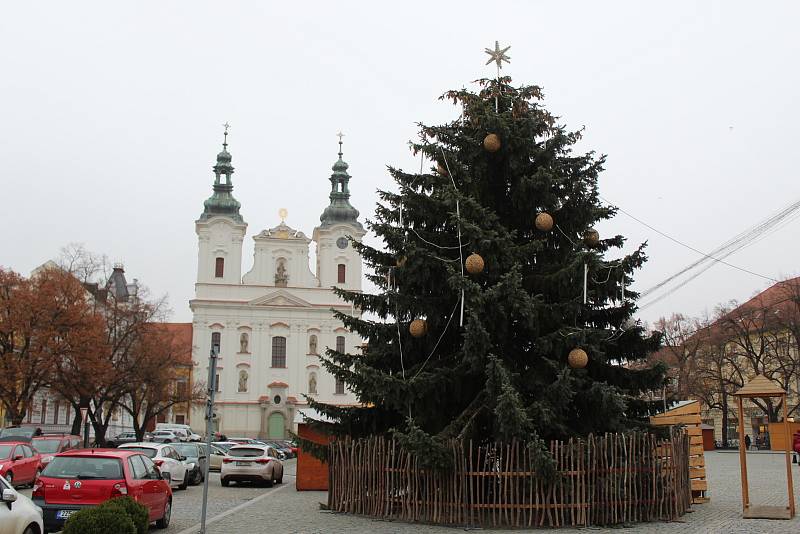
[745, 434, 751, 450]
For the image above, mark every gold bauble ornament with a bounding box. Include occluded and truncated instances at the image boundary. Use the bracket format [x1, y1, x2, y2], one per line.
[436, 163, 449, 176]
[535, 212, 554, 232]
[568, 348, 588, 369]
[396, 256, 407, 268]
[483, 133, 501, 153]
[584, 228, 600, 247]
[410, 319, 428, 338]
[465, 253, 485, 275]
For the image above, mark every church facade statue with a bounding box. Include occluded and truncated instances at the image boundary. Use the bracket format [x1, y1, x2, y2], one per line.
[238, 369, 248, 392]
[309, 373, 317, 394]
[240, 332, 249, 353]
[309, 334, 318, 355]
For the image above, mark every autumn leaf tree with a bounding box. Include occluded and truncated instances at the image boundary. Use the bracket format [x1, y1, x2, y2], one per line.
[0, 266, 104, 425]
[122, 323, 204, 441]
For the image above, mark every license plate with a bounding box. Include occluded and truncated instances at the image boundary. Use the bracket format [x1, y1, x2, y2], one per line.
[235, 461, 250, 466]
[56, 510, 77, 520]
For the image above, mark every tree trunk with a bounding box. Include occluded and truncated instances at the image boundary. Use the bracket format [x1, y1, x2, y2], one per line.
[721, 390, 729, 448]
[69, 405, 82, 436]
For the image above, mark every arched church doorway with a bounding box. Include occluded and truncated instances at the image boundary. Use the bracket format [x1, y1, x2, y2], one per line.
[268, 412, 285, 439]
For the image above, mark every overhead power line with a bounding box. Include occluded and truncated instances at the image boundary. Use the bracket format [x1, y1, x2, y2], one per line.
[599, 196, 800, 309]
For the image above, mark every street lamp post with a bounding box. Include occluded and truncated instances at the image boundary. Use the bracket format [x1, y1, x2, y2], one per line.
[199, 346, 219, 534]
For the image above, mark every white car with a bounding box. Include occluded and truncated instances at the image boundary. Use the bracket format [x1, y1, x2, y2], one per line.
[221, 444, 284, 487]
[0, 474, 43, 534]
[117, 443, 190, 490]
[150, 430, 180, 443]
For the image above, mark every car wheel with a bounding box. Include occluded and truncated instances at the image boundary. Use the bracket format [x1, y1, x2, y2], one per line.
[23, 524, 37, 534]
[263, 477, 273, 488]
[178, 470, 189, 490]
[275, 467, 283, 484]
[4, 472, 12, 487]
[221, 477, 230, 487]
[155, 499, 172, 529]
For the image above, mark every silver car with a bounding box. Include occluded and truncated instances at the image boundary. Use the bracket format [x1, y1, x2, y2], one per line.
[220, 445, 283, 487]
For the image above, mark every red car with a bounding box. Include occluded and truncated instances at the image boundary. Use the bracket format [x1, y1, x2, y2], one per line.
[0, 441, 41, 487]
[33, 434, 83, 469]
[33, 449, 173, 532]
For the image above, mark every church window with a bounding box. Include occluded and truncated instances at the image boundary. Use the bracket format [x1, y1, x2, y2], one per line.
[337, 264, 346, 284]
[215, 257, 225, 278]
[336, 335, 345, 354]
[175, 414, 185, 425]
[211, 332, 221, 354]
[335, 377, 345, 395]
[214, 373, 221, 392]
[272, 336, 287, 368]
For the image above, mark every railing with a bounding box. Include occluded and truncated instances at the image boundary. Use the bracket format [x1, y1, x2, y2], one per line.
[328, 429, 690, 528]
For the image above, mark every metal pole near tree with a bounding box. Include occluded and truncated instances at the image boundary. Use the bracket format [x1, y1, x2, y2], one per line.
[199, 346, 219, 534]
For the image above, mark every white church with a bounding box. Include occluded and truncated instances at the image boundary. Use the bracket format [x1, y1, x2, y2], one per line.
[190, 131, 365, 439]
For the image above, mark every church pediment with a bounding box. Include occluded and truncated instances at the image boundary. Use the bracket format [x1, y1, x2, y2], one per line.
[248, 289, 313, 308]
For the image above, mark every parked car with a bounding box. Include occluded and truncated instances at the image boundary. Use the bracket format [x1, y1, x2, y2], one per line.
[0, 427, 42, 443]
[0, 442, 41, 488]
[150, 430, 180, 443]
[0, 474, 43, 534]
[170, 442, 207, 485]
[155, 423, 201, 442]
[205, 444, 228, 472]
[279, 439, 299, 457]
[32, 449, 172, 532]
[117, 443, 190, 490]
[32, 434, 82, 469]
[211, 441, 237, 453]
[263, 440, 295, 459]
[106, 431, 151, 448]
[227, 437, 259, 445]
[221, 444, 284, 487]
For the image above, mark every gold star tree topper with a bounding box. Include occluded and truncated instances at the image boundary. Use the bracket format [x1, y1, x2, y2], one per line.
[485, 41, 511, 70]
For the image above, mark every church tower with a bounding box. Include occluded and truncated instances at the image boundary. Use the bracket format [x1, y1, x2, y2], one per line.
[195, 127, 247, 284]
[312, 136, 365, 291]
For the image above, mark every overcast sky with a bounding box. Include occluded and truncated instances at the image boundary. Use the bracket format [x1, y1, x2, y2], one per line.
[2, 1, 799, 325]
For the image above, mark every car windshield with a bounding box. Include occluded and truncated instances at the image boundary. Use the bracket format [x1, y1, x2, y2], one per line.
[228, 447, 265, 458]
[153, 431, 172, 436]
[118, 433, 134, 439]
[171, 444, 197, 456]
[213, 442, 234, 452]
[42, 456, 123, 479]
[0, 445, 12, 459]
[120, 447, 157, 458]
[0, 427, 34, 438]
[33, 439, 62, 453]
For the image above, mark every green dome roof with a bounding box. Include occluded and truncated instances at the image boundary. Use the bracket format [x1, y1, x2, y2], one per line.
[320, 153, 361, 229]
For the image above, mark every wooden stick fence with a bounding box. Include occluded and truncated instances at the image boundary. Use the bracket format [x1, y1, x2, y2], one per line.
[328, 428, 691, 528]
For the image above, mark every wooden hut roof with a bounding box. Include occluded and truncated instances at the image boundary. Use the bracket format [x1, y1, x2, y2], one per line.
[734, 375, 786, 397]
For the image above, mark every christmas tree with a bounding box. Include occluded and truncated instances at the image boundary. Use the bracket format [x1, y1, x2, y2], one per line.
[309, 49, 666, 469]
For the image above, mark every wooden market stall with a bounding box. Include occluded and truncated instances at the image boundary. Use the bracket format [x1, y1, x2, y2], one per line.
[650, 399, 709, 503]
[734, 375, 795, 519]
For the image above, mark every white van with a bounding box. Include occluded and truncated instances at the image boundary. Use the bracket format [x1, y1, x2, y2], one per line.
[155, 423, 201, 442]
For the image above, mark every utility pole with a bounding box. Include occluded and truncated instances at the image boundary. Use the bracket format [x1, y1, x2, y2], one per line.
[199, 346, 219, 534]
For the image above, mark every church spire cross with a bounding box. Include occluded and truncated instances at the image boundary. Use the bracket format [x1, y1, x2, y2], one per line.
[337, 131, 345, 158]
[222, 122, 231, 150]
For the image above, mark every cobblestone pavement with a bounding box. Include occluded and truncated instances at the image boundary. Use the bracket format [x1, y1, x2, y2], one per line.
[199, 452, 800, 534]
[24, 452, 800, 533]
